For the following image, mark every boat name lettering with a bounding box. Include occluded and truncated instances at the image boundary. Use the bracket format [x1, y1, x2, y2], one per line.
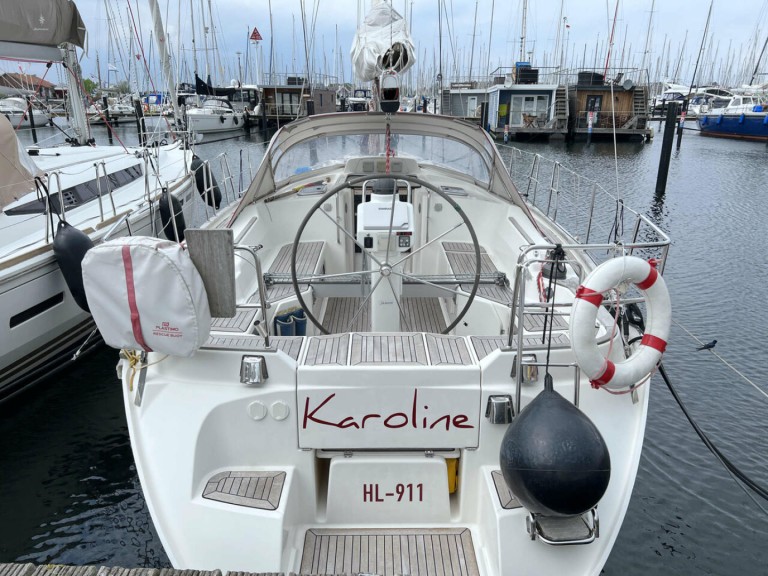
[302, 389, 474, 431]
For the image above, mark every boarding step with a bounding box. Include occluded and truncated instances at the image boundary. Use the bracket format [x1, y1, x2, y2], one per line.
[491, 470, 597, 545]
[300, 528, 480, 576]
[526, 509, 599, 546]
[203, 471, 286, 510]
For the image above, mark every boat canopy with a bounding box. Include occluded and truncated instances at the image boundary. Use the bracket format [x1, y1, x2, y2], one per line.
[0, 115, 42, 209]
[229, 112, 527, 223]
[0, 0, 86, 62]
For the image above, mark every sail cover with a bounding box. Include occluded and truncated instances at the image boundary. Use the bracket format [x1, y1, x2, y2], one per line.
[351, 0, 415, 82]
[0, 0, 86, 62]
[0, 115, 42, 209]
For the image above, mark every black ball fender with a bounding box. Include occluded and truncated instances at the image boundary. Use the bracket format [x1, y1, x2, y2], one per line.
[159, 191, 186, 242]
[500, 387, 611, 517]
[190, 154, 222, 209]
[53, 221, 94, 312]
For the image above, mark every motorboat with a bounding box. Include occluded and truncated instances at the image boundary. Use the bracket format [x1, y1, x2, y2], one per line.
[84, 106, 672, 576]
[698, 93, 768, 141]
[0, 96, 52, 128]
[87, 97, 137, 124]
[0, 0, 201, 400]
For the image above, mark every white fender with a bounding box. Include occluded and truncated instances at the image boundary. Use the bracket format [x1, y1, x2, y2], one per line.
[569, 256, 671, 390]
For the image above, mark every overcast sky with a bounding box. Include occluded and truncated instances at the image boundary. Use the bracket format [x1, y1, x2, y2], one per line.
[10, 0, 768, 89]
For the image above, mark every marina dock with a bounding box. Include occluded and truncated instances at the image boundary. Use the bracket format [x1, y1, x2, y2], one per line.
[1, 565, 277, 576]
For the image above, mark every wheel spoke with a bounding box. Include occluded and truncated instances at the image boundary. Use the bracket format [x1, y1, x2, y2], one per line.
[391, 220, 466, 269]
[393, 269, 468, 299]
[386, 275, 412, 332]
[344, 273, 385, 332]
[294, 269, 377, 283]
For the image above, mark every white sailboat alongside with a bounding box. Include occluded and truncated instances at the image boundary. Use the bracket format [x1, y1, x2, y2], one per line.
[82, 2, 673, 574]
[185, 97, 245, 137]
[0, 0, 199, 399]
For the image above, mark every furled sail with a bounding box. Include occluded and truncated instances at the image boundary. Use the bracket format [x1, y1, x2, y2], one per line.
[0, 115, 43, 209]
[0, 0, 86, 62]
[351, 0, 415, 82]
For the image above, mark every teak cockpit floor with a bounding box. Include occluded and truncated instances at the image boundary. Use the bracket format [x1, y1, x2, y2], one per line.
[322, 297, 447, 333]
[300, 527, 480, 576]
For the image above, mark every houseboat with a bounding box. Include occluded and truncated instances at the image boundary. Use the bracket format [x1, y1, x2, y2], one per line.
[568, 70, 652, 142]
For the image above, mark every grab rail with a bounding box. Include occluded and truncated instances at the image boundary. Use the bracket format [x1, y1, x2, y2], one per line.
[234, 244, 271, 347]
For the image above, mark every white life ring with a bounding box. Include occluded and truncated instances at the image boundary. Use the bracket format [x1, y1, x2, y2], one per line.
[569, 256, 671, 390]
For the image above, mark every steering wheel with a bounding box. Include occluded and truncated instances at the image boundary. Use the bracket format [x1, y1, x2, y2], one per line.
[290, 173, 482, 335]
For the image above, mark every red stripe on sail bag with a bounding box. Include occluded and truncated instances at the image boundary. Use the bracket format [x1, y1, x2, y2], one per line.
[122, 245, 152, 352]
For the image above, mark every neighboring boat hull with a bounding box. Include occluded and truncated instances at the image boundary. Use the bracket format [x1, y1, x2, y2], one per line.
[698, 113, 768, 141]
[0, 143, 197, 401]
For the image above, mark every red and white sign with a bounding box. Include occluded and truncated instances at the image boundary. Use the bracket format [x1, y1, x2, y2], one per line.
[250, 27, 262, 41]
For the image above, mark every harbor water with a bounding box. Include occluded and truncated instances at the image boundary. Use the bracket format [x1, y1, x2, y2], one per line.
[1, 119, 767, 574]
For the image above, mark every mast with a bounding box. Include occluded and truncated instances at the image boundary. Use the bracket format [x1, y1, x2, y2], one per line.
[63, 44, 90, 146]
[438, 0, 443, 109]
[640, 0, 655, 81]
[749, 34, 768, 85]
[148, 0, 179, 124]
[468, 0, 478, 80]
[519, 0, 527, 63]
[189, 0, 200, 78]
[199, 0, 212, 83]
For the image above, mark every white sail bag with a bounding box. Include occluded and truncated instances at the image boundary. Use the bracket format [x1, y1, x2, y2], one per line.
[82, 236, 211, 356]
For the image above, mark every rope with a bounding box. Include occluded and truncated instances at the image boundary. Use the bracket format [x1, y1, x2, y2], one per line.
[673, 319, 768, 401]
[658, 363, 768, 507]
[385, 117, 391, 174]
[541, 245, 565, 372]
[122, 349, 168, 391]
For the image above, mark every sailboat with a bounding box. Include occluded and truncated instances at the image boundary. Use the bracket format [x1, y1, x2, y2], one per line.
[82, 1, 672, 574]
[0, 0, 199, 400]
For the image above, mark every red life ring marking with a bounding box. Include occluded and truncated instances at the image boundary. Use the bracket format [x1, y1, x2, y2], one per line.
[590, 360, 615, 388]
[575, 285, 603, 307]
[641, 333, 667, 353]
[636, 266, 658, 290]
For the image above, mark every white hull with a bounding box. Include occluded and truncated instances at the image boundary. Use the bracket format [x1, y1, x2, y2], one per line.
[1, 109, 52, 127]
[187, 111, 245, 135]
[0, 143, 196, 399]
[103, 112, 670, 575]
